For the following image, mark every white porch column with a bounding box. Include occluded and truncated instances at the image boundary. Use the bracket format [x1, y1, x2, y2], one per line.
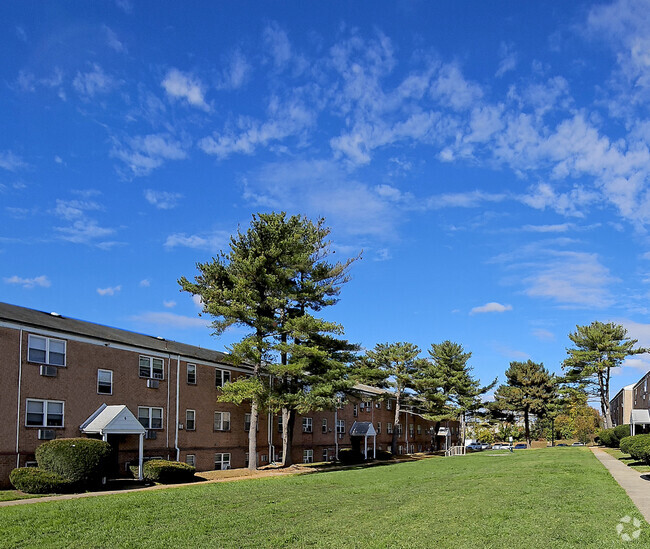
[373, 434, 376, 459]
[138, 432, 144, 480]
[102, 432, 108, 442]
[364, 435, 368, 459]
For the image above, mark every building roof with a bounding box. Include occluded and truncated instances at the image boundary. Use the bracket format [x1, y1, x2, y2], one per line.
[631, 409, 650, 425]
[349, 421, 377, 437]
[0, 301, 235, 367]
[80, 404, 146, 435]
[353, 383, 392, 397]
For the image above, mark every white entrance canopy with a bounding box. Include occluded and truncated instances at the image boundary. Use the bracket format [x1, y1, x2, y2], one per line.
[80, 404, 146, 480]
[350, 421, 377, 459]
[630, 409, 650, 436]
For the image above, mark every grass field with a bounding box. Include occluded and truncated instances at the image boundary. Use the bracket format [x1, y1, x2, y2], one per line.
[0, 448, 647, 548]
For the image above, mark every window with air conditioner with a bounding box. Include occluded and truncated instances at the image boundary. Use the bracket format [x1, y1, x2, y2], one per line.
[97, 369, 113, 395]
[386, 399, 393, 410]
[303, 449, 313, 463]
[376, 422, 381, 434]
[417, 425, 422, 435]
[215, 369, 231, 388]
[186, 454, 196, 467]
[139, 356, 164, 380]
[214, 453, 230, 471]
[186, 409, 196, 431]
[322, 418, 328, 434]
[26, 399, 64, 428]
[353, 404, 358, 417]
[322, 448, 328, 461]
[278, 415, 283, 433]
[138, 406, 163, 429]
[302, 417, 312, 433]
[214, 411, 231, 431]
[28, 335, 66, 366]
[387, 422, 393, 434]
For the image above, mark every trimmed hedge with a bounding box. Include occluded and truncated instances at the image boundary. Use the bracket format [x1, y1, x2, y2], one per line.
[620, 434, 650, 461]
[143, 460, 195, 484]
[597, 426, 631, 448]
[36, 438, 112, 487]
[9, 467, 73, 494]
[614, 424, 632, 441]
[338, 448, 365, 465]
[375, 449, 393, 461]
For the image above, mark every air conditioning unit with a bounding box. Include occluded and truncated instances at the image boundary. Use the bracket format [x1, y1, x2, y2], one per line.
[338, 433, 344, 439]
[223, 465, 231, 470]
[147, 379, 159, 389]
[38, 429, 55, 440]
[145, 430, 157, 439]
[178, 424, 184, 430]
[39, 365, 57, 377]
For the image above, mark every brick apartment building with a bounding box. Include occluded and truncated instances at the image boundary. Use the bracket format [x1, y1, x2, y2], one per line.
[0, 302, 458, 488]
[610, 384, 634, 427]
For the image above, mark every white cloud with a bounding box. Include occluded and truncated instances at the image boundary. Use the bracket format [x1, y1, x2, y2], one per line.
[73, 64, 116, 98]
[130, 311, 210, 329]
[192, 294, 203, 308]
[532, 328, 555, 342]
[521, 223, 572, 233]
[217, 49, 251, 90]
[0, 151, 28, 172]
[470, 302, 513, 315]
[55, 220, 116, 245]
[112, 133, 187, 177]
[164, 231, 230, 252]
[495, 42, 517, 78]
[161, 68, 209, 111]
[143, 189, 183, 209]
[163, 300, 176, 308]
[140, 279, 151, 287]
[104, 26, 126, 53]
[97, 285, 121, 296]
[4, 275, 51, 289]
[53, 199, 101, 221]
[263, 22, 292, 69]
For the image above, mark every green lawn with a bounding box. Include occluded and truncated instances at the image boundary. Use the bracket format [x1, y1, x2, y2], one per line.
[0, 448, 647, 548]
[0, 490, 47, 503]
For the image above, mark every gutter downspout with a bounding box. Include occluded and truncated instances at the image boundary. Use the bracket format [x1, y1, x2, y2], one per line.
[166, 353, 171, 458]
[15, 329, 23, 468]
[175, 355, 180, 461]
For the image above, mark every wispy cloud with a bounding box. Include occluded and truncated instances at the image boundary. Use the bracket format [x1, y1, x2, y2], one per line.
[0, 151, 28, 172]
[144, 189, 183, 209]
[217, 49, 251, 90]
[4, 275, 51, 289]
[52, 196, 118, 247]
[495, 42, 517, 78]
[162, 68, 209, 111]
[163, 300, 176, 308]
[130, 311, 210, 329]
[164, 230, 230, 252]
[532, 328, 555, 342]
[73, 64, 116, 98]
[470, 302, 513, 315]
[104, 26, 127, 53]
[140, 279, 151, 287]
[97, 285, 121, 296]
[111, 133, 187, 177]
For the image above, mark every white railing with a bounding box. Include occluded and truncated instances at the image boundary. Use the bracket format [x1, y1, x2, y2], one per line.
[445, 445, 466, 457]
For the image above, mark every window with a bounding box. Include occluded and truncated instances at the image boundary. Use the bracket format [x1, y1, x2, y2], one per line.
[214, 411, 231, 431]
[28, 335, 66, 366]
[245, 413, 251, 431]
[26, 399, 64, 427]
[186, 454, 195, 467]
[336, 419, 345, 434]
[387, 422, 393, 434]
[409, 424, 414, 437]
[397, 424, 403, 435]
[322, 418, 328, 434]
[417, 425, 422, 435]
[261, 454, 268, 463]
[302, 417, 312, 433]
[97, 369, 113, 395]
[278, 415, 283, 433]
[245, 452, 249, 467]
[322, 448, 329, 461]
[353, 404, 358, 417]
[139, 356, 164, 379]
[386, 399, 392, 410]
[214, 453, 231, 470]
[303, 449, 313, 463]
[138, 407, 163, 429]
[363, 401, 371, 411]
[375, 401, 381, 409]
[187, 364, 196, 385]
[186, 410, 196, 431]
[215, 369, 231, 388]
[376, 422, 381, 434]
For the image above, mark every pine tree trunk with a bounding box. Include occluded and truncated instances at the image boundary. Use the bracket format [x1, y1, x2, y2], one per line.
[524, 409, 531, 447]
[248, 399, 258, 470]
[392, 392, 401, 455]
[281, 408, 295, 466]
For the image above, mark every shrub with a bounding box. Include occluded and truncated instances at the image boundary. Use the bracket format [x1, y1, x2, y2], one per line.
[338, 448, 365, 465]
[9, 467, 73, 494]
[597, 428, 619, 448]
[613, 424, 632, 443]
[143, 460, 195, 484]
[375, 449, 393, 461]
[620, 434, 650, 461]
[36, 438, 112, 488]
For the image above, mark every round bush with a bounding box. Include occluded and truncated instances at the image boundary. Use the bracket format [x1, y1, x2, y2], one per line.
[597, 428, 618, 448]
[621, 434, 650, 461]
[36, 438, 112, 488]
[613, 424, 632, 443]
[10, 467, 73, 494]
[375, 449, 393, 461]
[143, 460, 195, 484]
[338, 448, 365, 465]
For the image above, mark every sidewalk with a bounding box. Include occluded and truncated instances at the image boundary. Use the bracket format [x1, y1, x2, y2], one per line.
[591, 447, 650, 524]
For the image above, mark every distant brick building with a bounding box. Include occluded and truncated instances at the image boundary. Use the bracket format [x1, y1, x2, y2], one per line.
[0, 302, 458, 488]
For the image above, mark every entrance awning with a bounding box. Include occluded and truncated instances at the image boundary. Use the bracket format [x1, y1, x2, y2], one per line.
[80, 404, 146, 480]
[350, 421, 377, 460]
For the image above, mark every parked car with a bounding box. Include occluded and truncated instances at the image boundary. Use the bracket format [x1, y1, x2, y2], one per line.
[492, 443, 511, 450]
[514, 443, 528, 449]
[556, 443, 568, 447]
[466, 442, 483, 451]
[571, 442, 585, 446]
[480, 443, 492, 450]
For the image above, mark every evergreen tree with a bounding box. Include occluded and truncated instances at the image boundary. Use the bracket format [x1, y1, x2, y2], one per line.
[359, 342, 423, 455]
[419, 341, 496, 446]
[492, 360, 556, 446]
[563, 321, 645, 429]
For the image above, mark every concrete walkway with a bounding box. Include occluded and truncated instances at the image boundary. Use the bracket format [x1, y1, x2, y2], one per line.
[591, 447, 650, 524]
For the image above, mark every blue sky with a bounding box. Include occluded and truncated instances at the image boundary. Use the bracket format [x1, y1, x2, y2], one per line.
[2, 0, 650, 399]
